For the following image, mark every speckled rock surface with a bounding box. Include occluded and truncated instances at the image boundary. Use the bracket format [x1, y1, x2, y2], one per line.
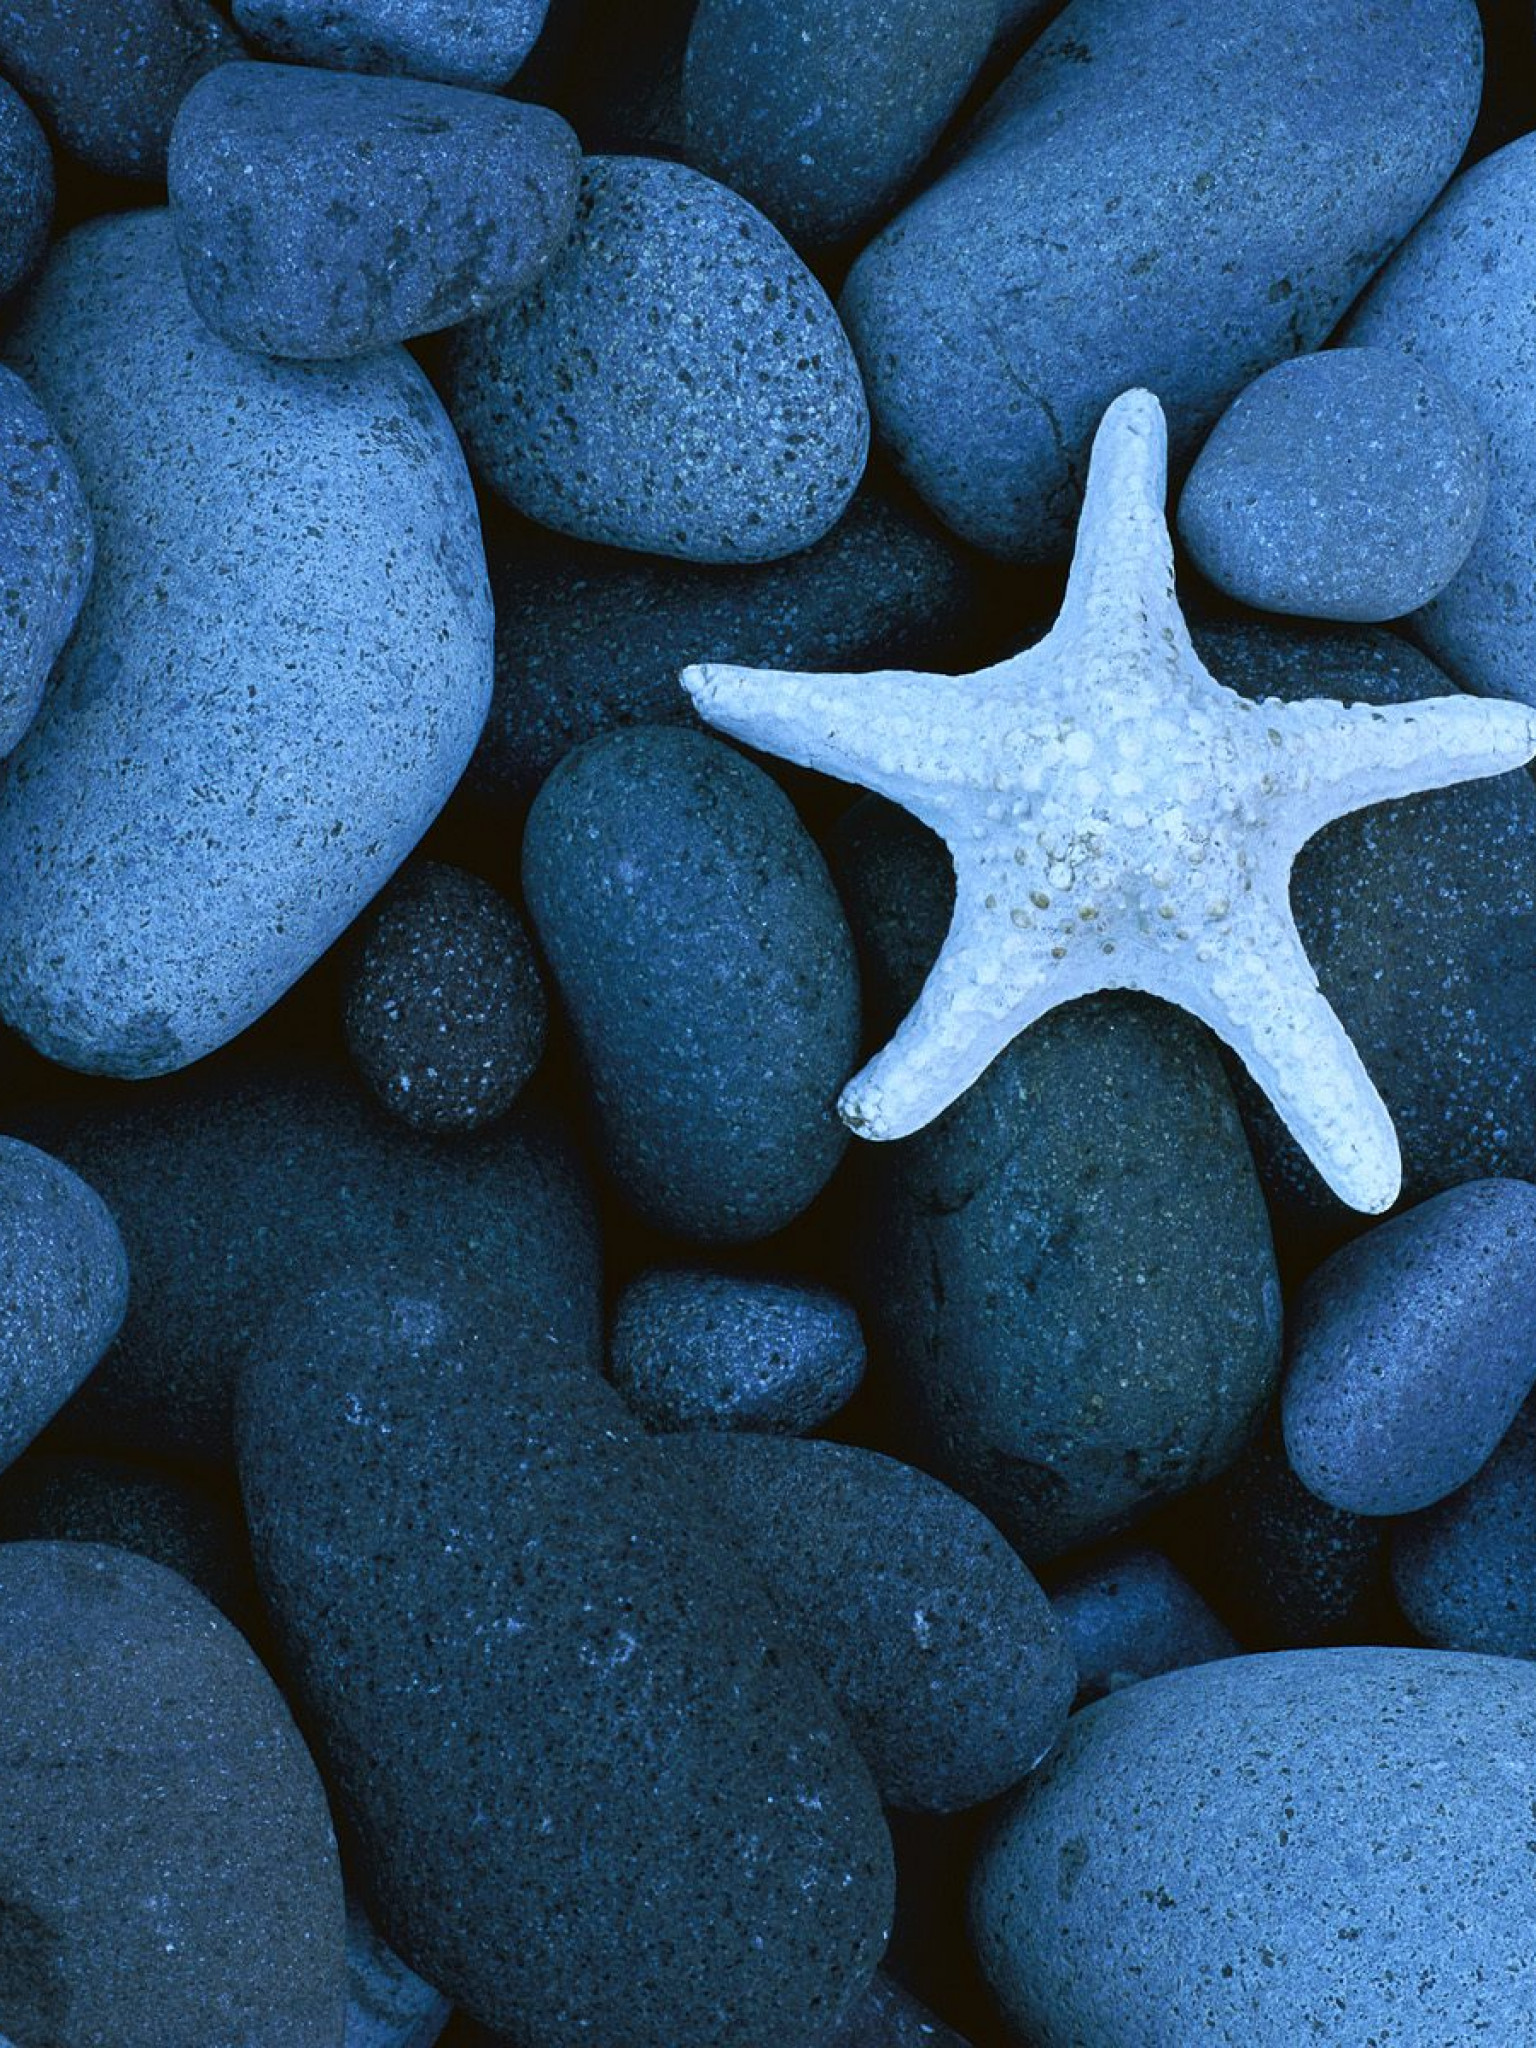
[344, 862, 547, 1134]
[238, 1295, 892, 2046]
[0, 1542, 345, 2047]
[1193, 621, 1536, 1235]
[24, 1061, 599, 1465]
[443, 155, 869, 564]
[0, 366, 92, 759]
[1178, 349, 1488, 621]
[472, 485, 984, 813]
[833, 798, 1282, 1560]
[681, 0, 995, 248]
[832, 1971, 976, 2048]
[345, 1894, 451, 2048]
[1283, 1180, 1536, 1516]
[610, 1268, 865, 1433]
[972, 1647, 1536, 2045]
[1345, 132, 1536, 705]
[0, 211, 492, 1078]
[523, 726, 859, 1241]
[169, 64, 580, 359]
[0, 79, 51, 303]
[668, 1434, 1073, 1810]
[840, 0, 1481, 558]
[1392, 1399, 1536, 1657]
[232, 0, 549, 89]
[0, 1138, 127, 1481]
[0, 0, 243, 179]
[1047, 1545, 1236, 1704]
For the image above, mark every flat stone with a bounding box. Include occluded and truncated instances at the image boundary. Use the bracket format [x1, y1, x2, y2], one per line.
[0, 78, 51, 301]
[1392, 1398, 1536, 1658]
[232, 0, 549, 89]
[0, 366, 92, 758]
[1046, 1544, 1236, 1704]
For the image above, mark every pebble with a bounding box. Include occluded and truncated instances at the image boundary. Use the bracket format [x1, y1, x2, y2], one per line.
[611, 1267, 864, 1433]
[1283, 1179, 1536, 1516]
[0, 77, 51, 302]
[0, 1542, 345, 2045]
[1345, 131, 1536, 703]
[0, 366, 93, 759]
[24, 1061, 600, 1464]
[833, 799, 1281, 1560]
[832, 1971, 976, 2047]
[523, 726, 859, 1242]
[1046, 1545, 1236, 1705]
[839, 0, 1481, 557]
[972, 1646, 1536, 2044]
[667, 1433, 1074, 1810]
[1178, 348, 1488, 621]
[237, 1291, 892, 2046]
[343, 861, 548, 1134]
[0, 0, 243, 179]
[169, 64, 580, 360]
[0, 210, 492, 1077]
[345, 1893, 451, 2048]
[1392, 1399, 1536, 1658]
[471, 484, 984, 814]
[232, 0, 550, 89]
[443, 154, 869, 564]
[681, 0, 995, 248]
[0, 1137, 127, 1481]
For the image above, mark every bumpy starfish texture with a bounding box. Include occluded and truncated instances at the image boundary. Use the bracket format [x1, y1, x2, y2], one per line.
[682, 390, 1536, 1215]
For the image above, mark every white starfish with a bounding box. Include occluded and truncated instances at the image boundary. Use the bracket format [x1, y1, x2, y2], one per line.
[682, 389, 1536, 1215]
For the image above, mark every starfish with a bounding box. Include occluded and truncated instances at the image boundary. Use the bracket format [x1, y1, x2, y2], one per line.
[681, 388, 1536, 1215]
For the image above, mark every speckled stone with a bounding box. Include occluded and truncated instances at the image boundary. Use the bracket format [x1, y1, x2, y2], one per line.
[0, 0, 243, 179]
[1046, 1545, 1236, 1705]
[1178, 349, 1488, 622]
[1193, 621, 1536, 1234]
[1392, 1399, 1536, 1657]
[1346, 132, 1536, 705]
[232, 0, 549, 89]
[609, 1267, 864, 1433]
[237, 1293, 892, 2046]
[668, 1434, 1073, 1810]
[345, 1894, 451, 2048]
[23, 1061, 599, 1464]
[443, 155, 869, 564]
[681, 0, 995, 248]
[832, 797, 1282, 1560]
[0, 367, 92, 759]
[0, 1138, 126, 1481]
[523, 726, 859, 1242]
[0, 79, 52, 303]
[471, 485, 984, 813]
[0, 211, 492, 1078]
[839, 0, 1481, 559]
[973, 1647, 1536, 2045]
[1283, 1180, 1536, 1516]
[344, 861, 547, 1134]
[169, 64, 579, 360]
[832, 1971, 976, 2048]
[0, 1543, 345, 2046]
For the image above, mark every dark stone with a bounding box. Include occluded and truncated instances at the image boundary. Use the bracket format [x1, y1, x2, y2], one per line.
[1045, 1543, 1236, 1705]
[832, 1971, 977, 2048]
[345, 1892, 452, 2048]
[0, 366, 93, 760]
[232, 0, 549, 89]
[0, 79, 51, 303]
[1392, 1397, 1536, 1658]
[344, 861, 547, 1134]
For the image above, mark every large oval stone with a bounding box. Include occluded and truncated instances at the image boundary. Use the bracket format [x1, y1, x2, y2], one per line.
[0, 209, 492, 1078]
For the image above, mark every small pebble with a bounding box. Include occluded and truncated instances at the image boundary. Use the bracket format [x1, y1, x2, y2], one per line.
[831, 1970, 976, 2048]
[232, 0, 550, 90]
[0, 76, 52, 302]
[1047, 1545, 1237, 1704]
[345, 1893, 451, 2048]
[1391, 1398, 1536, 1659]
[0, 365, 92, 759]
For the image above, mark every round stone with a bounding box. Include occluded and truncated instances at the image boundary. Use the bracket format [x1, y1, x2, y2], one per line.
[232, 0, 550, 89]
[1391, 1398, 1536, 1657]
[1046, 1544, 1236, 1704]
[0, 76, 52, 301]
[345, 1893, 452, 2048]
[0, 366, 92, 759]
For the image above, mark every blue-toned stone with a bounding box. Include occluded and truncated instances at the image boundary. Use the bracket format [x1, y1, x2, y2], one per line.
[1284, 1180, 1536, 1516]
[668, 1433, 1073, 1810]
[0, 0, 242, 179]
[840, 0, 1481, 558]
[610, 1267, 864, 1433]
[523, 726, 859, 1242]
[232, 0, 548, 89]
[0, 367, 92, 759]
[345, 1894, 451, 2048]
[0, 211, 492, 1078]
[1178, 349, 1488, 622]
[1047, 1544, 1236, 1704]
[833, 1972, 975, 2048]
[443, 155, 869, 564]
[0, 78, 51, 303]
[1392, 1399, 1536, 1657]
[0, 1543, 345, 2046]
[238, 1291, 891, 2046]
[169, 64, 579, 360]
[0, 1138, 126, 1481]
[1346, 132, 1536, 704]
[973, 1647, 1536, 2045]
[681, 0, 995, 248]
